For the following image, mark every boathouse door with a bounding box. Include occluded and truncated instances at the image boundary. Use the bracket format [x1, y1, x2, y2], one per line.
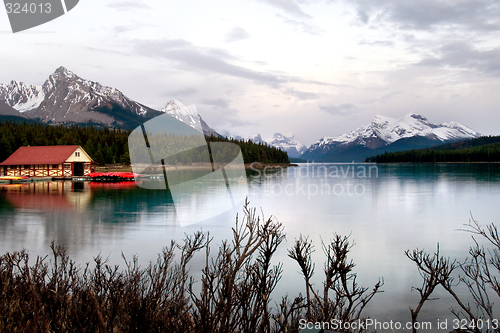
[74, 162, 84, 176]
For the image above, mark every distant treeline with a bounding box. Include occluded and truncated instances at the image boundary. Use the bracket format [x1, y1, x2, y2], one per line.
[0, 121, 289, 165]
[207, 135, 290, 164]
[128, 132, 289, 166]
[366, 136, 500, 163]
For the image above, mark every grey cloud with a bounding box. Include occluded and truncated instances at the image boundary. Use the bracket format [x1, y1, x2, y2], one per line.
[363, 91, 401, 104]
[254, 0, 311, 18]
[344, 0, 500, 32]
[133, 39, 329, 87]
[201, 98, 229, 108]
[225, 27, 251, 42]
[223, 117, 260, 127]
[278, 14, 324, 36]
[286, 88, 319, 100]
[358, 40, 394, 47]
[165, 88, 197, 97]
[320, 103, 357, 115]
[357, 9, 369, 24]
[113, 26, 134, 34]
[205, 108, 260, 128]
[134, 39, 282, 87]
[380, 91, 400, 102]
[416, 42, 500, 76]
[106, 2, 150, 10]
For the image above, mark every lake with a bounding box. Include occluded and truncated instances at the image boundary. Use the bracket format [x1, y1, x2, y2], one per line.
[1, 162, 500, 331]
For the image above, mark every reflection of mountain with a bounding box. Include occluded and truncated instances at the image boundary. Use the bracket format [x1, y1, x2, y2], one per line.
[1, 181, 91, 212]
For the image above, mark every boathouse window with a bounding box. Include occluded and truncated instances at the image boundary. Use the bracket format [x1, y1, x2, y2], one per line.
[64, 164, 71, 170]
[75, 152, 80, 157]
[53, 165, 58, 169]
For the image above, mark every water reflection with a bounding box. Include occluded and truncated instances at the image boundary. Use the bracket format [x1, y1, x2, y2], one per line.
[1, 181, 91, 212]
[1, 164, 500, 329]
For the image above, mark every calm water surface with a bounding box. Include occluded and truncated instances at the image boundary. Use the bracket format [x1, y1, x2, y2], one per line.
[1, 163, 500, 330]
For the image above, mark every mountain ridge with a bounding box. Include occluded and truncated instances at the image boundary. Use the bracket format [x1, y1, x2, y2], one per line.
[1, 66, 162, 129]
[301, 113, 481, 162]
[161, 99, 221, 137]
[222, 132, 306, 158]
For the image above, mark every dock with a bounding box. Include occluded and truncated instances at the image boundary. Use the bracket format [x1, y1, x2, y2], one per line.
[0, 177, 53, 184]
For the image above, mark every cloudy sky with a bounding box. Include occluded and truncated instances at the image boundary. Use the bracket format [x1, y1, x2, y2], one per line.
[1, 0, 500, 145]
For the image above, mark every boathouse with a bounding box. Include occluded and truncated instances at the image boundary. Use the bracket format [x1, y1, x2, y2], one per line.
[0, 145, 96, 177]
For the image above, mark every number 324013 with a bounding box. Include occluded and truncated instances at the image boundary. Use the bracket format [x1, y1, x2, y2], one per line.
[5, 3, 52, 14]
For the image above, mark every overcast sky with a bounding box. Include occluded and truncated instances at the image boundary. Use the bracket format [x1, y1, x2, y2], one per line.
[2, 0, 500, 145]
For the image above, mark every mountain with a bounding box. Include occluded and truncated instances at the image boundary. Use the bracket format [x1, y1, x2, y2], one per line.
[162, 99, 221, 137]
[222, 132, 308, 158]
[0, 81, 44, 112]
[301, 113, 481, 162]
[222, 132, 306, 157]
[0, 100, 37, 123]
[222, 133, 263, 143]
[268, 133, 307, 158]
[1, 66, 161, 129]
[247, 134, 264, 144]
[221, 132, 262, 143]
[221, 131, 244, 141]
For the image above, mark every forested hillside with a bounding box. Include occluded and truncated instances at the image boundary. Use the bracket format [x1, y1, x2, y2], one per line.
[366, 136, 500, 163]
[0, 121, 289, 165]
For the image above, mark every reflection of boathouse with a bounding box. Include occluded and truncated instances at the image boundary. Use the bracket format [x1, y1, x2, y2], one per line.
[0, 181, 92, 212]
[0, 145, 96, 177]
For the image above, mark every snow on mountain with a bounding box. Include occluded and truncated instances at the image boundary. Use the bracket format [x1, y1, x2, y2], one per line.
[310, 113, 480, 151]
[303, 113, 481, 161]
[221, 132, 264, 143]
[1, 66, 159, 127]
[269, 133, 307, 158]
[161, 99, 220, 137]
[247, 134, 264, 144]
[221, 132, 307, 157]
[221, 131, 244, 141]
[0, 81, 44, 112]
[162, 99, 202, 131]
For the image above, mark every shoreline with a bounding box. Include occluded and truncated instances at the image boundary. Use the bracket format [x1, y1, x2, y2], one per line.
[373, 161, 500, 164]
[96, 162, 298, 173]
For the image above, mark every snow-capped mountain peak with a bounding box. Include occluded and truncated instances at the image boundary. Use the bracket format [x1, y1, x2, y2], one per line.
[302, 112, 481, 162]
[319, 112, 480, 149]
[162, 99, 201, 130]
[247, 134, 264, 144]
[51, 66, 79, 80]
[1, 66, 159, 127]
[34, 67, 154, 122]
[0, 80, 44, 113]
[161, 99, 220, 137]
[269, 133, 307, 158]
[223, 132, 306, 157]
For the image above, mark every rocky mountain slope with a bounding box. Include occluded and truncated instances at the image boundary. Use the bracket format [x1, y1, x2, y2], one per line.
[1, 67, 161, 128]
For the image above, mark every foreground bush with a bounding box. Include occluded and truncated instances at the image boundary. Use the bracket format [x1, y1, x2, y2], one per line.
[0, 201, 380, 333]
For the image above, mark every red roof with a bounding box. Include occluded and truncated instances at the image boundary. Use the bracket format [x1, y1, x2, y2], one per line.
[0, 145, 83, 165]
